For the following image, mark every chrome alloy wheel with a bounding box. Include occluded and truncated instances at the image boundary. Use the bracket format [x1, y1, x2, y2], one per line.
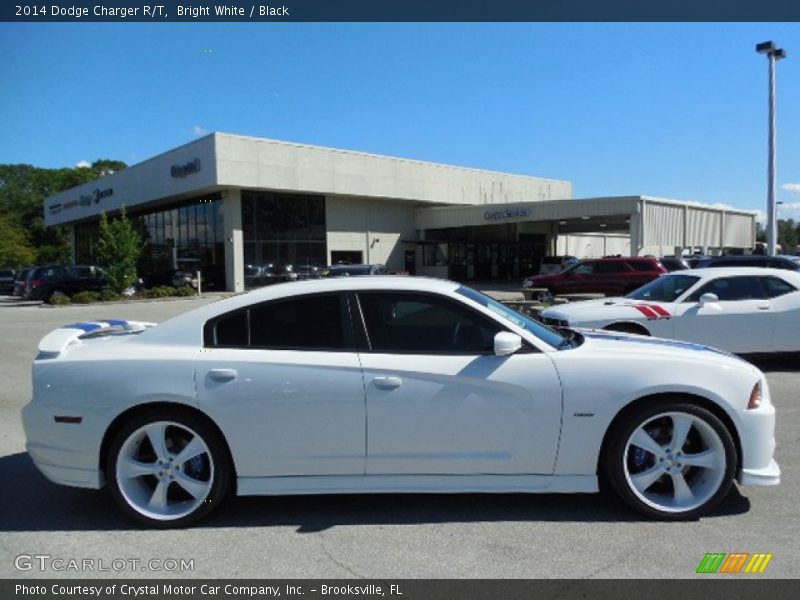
[115, 421, 214, 521]
[623, 411, 727, 514]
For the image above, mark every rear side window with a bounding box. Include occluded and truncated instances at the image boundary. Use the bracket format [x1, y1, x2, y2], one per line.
[763, 276, 798, 298]
[205, 293, 349, 350]
[250, 294, 343, 349]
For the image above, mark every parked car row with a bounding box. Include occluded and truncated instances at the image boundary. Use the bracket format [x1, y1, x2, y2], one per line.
[244, 263, 389, 289]
[2, 265, 109, 301]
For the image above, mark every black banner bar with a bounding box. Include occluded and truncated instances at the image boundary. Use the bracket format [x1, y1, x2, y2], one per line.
[4, 580, 800, 600]
[3, 1, 800, 23]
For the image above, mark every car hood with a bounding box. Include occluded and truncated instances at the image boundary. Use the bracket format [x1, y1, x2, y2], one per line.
[572, 328, 759, 374]
[541, 297, 673, 322]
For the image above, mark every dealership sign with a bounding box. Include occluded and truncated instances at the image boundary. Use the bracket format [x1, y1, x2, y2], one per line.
[49, 187, 113, 214]
[483, 206, 530, 221]
[171, 158, 201, 178]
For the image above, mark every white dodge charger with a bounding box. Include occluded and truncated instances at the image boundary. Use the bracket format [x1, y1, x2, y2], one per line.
[539, 267, 800, 354]
[23, 276, 779, 527]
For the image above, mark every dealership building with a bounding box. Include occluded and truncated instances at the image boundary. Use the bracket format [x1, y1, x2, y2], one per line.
[43, 132, 758, 292]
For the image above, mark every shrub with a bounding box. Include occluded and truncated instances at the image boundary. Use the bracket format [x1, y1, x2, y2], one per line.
[173, 286, 198, 297]
[71, 291, 102, 304]
[139, 285, 176, 299]
[100, 289, 123, 302]
[48, 292, 71, 306]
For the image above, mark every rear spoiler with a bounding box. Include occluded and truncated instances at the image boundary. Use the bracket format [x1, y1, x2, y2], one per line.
[36, 320, 157, 359]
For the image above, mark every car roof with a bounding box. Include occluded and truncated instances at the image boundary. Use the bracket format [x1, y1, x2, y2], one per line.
[584, 256, 658, 262]
[675, 266, 800, 280]
[144, 276, 461, 346]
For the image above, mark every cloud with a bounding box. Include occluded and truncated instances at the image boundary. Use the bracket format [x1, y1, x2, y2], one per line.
[191, 125, 209, 137]
[75, 160, 91, 168]
[781, 183, 800, 194]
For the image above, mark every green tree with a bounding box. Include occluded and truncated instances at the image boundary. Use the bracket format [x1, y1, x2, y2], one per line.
[0, 211, 36, 267]
[755, 221, 767, 243]
[0, 160, 127, 266]
[96, 207, 143, 293]
[778, 218, 798, 253]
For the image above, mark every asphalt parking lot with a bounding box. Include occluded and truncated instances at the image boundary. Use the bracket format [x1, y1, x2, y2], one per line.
[0, 295, 797, 579]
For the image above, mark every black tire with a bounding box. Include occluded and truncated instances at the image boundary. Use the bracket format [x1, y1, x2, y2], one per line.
[105, 408, 232, 528]
[603, 323, 650, 336]
[603, 400, 736, 520]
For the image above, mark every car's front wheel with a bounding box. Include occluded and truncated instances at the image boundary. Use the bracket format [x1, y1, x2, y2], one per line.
[605, 401, 736, 520]
[106, 410, 232, 527]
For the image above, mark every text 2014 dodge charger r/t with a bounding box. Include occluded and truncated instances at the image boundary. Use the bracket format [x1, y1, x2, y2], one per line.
[23, 277, 779, 527]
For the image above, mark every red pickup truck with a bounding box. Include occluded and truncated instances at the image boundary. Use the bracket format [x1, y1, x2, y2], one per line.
[523, 257, 668, 301]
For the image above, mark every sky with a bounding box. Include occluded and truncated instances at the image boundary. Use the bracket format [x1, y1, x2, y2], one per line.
[3, 22, 800, 221]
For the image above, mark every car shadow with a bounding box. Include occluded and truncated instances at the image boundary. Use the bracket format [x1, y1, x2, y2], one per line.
[742, 353, 800, 373]
[0, 452, 750, 532]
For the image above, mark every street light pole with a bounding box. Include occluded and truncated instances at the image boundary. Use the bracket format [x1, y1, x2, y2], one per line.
[756, 41, 786, 255]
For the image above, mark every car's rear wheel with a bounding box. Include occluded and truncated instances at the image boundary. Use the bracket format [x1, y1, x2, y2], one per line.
[106, 410, 232, 527]
[605, 401, 736, 520]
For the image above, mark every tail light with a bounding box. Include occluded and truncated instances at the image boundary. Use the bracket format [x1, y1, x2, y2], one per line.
[748, 382, 762, 410]
[31, 278, 41, 288]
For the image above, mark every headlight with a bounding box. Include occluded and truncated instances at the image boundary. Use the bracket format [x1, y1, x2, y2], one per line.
[747, 382, 762, 410]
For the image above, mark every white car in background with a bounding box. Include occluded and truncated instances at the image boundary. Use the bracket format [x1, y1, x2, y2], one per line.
[540, 267, 800, 354]
[23, 277, 778, 527]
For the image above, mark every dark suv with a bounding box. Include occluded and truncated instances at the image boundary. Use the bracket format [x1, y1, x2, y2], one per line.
[0, 268, 15, 295]
[22, 265, 109, 301]
[694, 254, 800, 271]
[523, 257, 668, 299]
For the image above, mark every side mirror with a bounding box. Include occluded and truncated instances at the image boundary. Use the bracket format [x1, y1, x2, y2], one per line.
[494, 331, 522, 356]
[698, 292, 719, 307]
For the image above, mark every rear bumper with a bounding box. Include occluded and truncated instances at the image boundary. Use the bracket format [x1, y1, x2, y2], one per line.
[22, 401, 105, 490]
[739, 459, 780, 487]
[736, 401, 780, 487]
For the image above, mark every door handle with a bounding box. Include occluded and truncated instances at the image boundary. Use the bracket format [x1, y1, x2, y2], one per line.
[757, 303, 771, 311]
[208, 368, 238, 381]
[373, 376, 402, 390]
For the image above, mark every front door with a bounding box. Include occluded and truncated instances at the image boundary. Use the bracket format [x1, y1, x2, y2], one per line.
[672, 275, 775, 353]
[355, 291, 562, 475]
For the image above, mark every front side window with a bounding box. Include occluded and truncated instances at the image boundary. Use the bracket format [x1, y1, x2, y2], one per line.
[597, 262, 628, 274]
[358, 292, 501, 354]
[205, 293, 348, 350]
[686, 276, 767, 302]
[573, 263, 596, 275]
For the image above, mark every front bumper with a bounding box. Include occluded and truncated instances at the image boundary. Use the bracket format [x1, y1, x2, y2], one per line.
[22, 401, 105, 489]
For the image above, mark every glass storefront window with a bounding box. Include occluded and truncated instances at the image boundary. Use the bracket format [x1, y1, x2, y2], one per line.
[241, 191, 327, 288]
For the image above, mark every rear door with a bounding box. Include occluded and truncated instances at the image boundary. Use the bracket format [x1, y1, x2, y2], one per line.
[195, 292, 367, 477]
[355, 291, 562, 475]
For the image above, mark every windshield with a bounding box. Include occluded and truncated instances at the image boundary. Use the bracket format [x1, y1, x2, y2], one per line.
[626, 274, 700, 302]
[456, 286, 568, 349]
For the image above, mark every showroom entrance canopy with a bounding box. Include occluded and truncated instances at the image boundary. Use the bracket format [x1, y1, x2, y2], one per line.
[415, 195, 757, 256]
